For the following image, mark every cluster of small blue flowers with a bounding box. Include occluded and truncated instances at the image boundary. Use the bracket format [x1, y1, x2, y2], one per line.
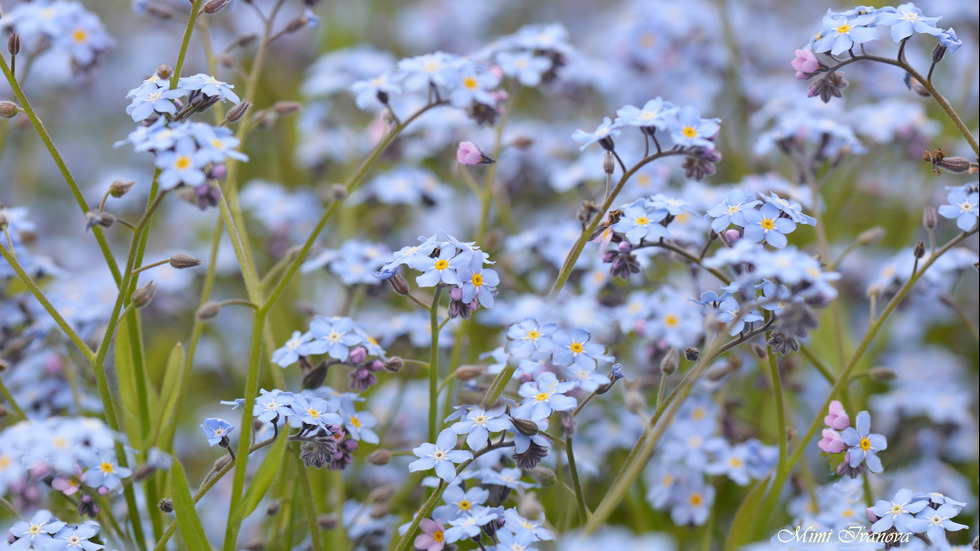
[793, 4, 962, 102]
[868, 489, 968, 547]
[817, 401, 888, 476]
[644, 394, 777, 526]
[115, 69, 247, 208]
[270, 315, 391, 391]
[1, 1, 113, 73]
[7, 510, 104, 551]
[0, 418, 128, 517]
[375, 233, 500, 317]
[705, 241, 841, 305]
[301, 240, 392, 286]
[221, 386, 379, 471]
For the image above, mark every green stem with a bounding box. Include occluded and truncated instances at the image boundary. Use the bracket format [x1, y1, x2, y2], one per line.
[547, 149, 686, 302]
[296, 456, 324, 551]
[169, 0, 204, 90]
[798, 344, 836, 384]
[0, 376, 26, 420]
[0, 244, 95, 362]
[753, 228, 978, 538]
[428, 287, 444, 442]
[766, 337, 789, 522]
[565, 433, 588, 524]
[0, 54, 122, 285]
[827, 53, 978, 155]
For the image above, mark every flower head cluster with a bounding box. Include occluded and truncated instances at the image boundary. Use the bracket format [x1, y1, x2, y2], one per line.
[411, 491, 554, 550]
[572, 97, 721, 162]
[7, 510, 105, 551]
[706, 191, 814, 249]
[869, 489, 968, 545]
[705, 242, 841, 304]
[0, 417, 130, 499]
[115, 69, 248, 207]
[375, 234, 499, 316]
[1, 1, 114, 73]
[817, 401, 888, 476]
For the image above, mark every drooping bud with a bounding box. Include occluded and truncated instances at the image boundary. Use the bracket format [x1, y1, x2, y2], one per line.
[366, 449, 391, 465]
[871, 367, 897, 382]
[752, 343, 768, 360]
[132, 281, 157, 309]
[169, 254, 202, 269]
[85, 210, 115, 228]
[200, 0, 230, 15]
[0, 101, 18, 118]
[158, 498, 174, 513]
[155, 64, 173, 81]
[903, 73, 930, 97]
[196, 301, 222, 320]
[659, 348, 678, 375]
[455, 364, 484, 381]
[272, 101, 303, 116]
[108, 180, 135, 198]
[388, 273, 410, 296]
[856, 226, 885, 245]
[382, 356, 404, 373]
[510, 416, 539, 437]
[224, 101, 251, 124]
[317, 514, 338, 530]
[807, 71, 848, 103]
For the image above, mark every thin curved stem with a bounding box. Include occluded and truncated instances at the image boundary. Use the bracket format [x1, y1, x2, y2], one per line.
[428, 287, 444, 442]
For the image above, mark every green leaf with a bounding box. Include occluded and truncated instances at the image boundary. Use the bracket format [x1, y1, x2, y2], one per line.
[171, 459, 211, 550]
[114, 322, 142, 449]
[232, 435, 289, 523]
[724, 474, 771, 551]
[151, 342, 185, 451]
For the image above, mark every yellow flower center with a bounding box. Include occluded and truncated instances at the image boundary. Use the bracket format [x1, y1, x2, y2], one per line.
[664, 314, 679, 328]
[434, 259, 449, 270]
[72, 28, 88, 43]
[175, 156, 191, 170]
[639, 31, 656, 48]
[350, 416, 362, 428]
[525, 330, 540, 341]
[433, 531, 445, 543]
[100, 462, 114, 474]
[728, 457, 743, 468]
[891, 504, 904, 514]
[473, 415, 487, 426]
[472, 273, 483, 286]
[569, 342, 584, 354]
[689, 492, 703, 506]
[761, 218, 775, 230]
[463, 76, 478, 90]
[635, 216, 649, 226]
[682, 126, 697, 138]
[836, 23, 851, 34]
[859, 437, 871, 451]
[459, 500, 471, 510]
[307, 409, 319, 419]
[29, 524, 42, 535]
[535, 392, 550, 402]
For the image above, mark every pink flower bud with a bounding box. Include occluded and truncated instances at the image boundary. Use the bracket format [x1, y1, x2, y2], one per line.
[866, 507, 878, 522]
[817, 428, 845, 453]
[457, 141, 490, 165]
[824, 400, 850, 430]
[791, 49, 819, 79]
[348, 346, 367, 364]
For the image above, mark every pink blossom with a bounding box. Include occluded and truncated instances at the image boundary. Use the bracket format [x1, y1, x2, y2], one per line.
[414, 518, 446, 551]
[823, 400, 849, 430]
[818, 428, 845, 453]
[457, 141, 492, 165]
[791, 49, 819, 79]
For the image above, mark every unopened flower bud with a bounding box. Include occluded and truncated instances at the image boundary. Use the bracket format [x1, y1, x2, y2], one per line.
[155, 64, 173, 81]
[904, 73, 930, 97]
[197, 301, 222, 320]
[922, 207, 937, 230]
[871, 367, 897, 382]
[382, 356, 404, 373]
[660, 348, 678, 375]
[132, 281, 157, 309]
[685, 347, 700, 362]
[752, 343, 768, 360]
[366, 449, 391, 465]
[266, 501, 280, 516]
[8, 33, 20, 56]
[857, 226, 885, 245]
[388, 273, 409, 296]
[169, 254, 202, 269]
[200, 0, 230, 14]
[526, 467, 556, 486]
[455, 364, 484, 381]
[602, 151, 615, 175]
[913, 241, 925, 259]
[931, 42, 947, 63]
[85, 210, 115, 228]
[108, 180, 135, 198]
[272, 101, 303, 116]
[720, 229, 741, 247]
[325, 183, 346, 201]
[510, 417, 539, 437]
[512, 136, 534, 149]
[936, 155, 971, 174]
[317, 514, 338, 530]
[158, 498, 174, 513]
[0, 101, 18, 118]
[224, 101, 251, 124]
[368, 485, 396, 503]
